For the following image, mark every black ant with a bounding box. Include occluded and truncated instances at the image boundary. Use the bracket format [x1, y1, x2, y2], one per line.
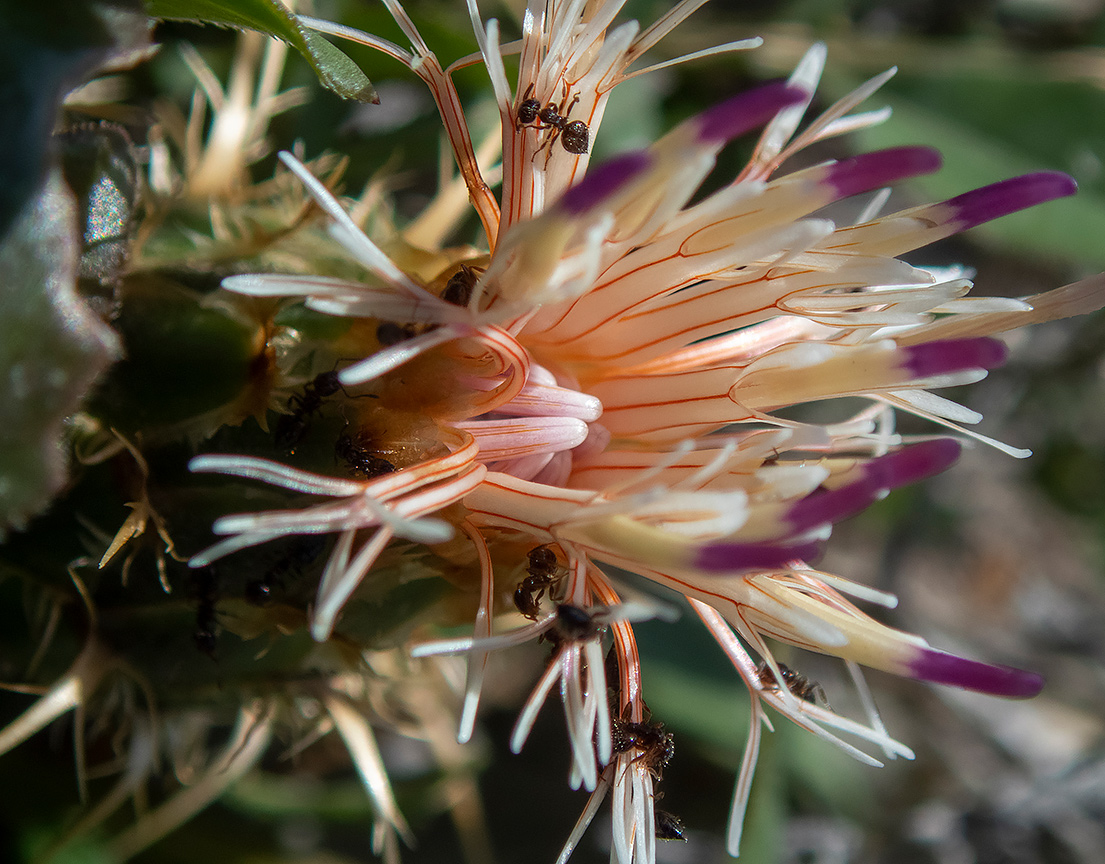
[514, 544, 564, 620]
[756, 661, 829, 707]
[335, 428, 396, 480]
[441, 264, 482, 307]
[655, 810, 687, 842]
[516, 89, 542, 125]
[375, 321, 422, 347]
[546, 603, 607, 644]
[245, 535, 326, 606]
[376, 267, 479, 345]
[191, 565, 220, 658]
[515, 84, 590, 155]
[611, 715, 675, 779]
[274, 370, 342, 450]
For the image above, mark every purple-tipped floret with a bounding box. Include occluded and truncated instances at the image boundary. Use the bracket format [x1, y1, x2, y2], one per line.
[560, 151, 652, 215]
[827, 147, 943, 201]
[911, 648, 1045, 698]
[903, 338, 1008, 379]
[787, 482, 878, 534]
[788, 440, 961, 532]
[864, 438, 961, 490]
[946, 171, 1077, 231]
[696, 81, 810, 144]
[695, 539, 822, 573]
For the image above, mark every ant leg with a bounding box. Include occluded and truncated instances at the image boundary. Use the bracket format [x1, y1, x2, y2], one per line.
[332, 358, 380, 401]
[533, 129, 560, 156]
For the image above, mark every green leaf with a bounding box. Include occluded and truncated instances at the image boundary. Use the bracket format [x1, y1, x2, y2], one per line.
[145, 0, 378, 102]
[0, 171, 121, 536]
[88, 273, 262, 431]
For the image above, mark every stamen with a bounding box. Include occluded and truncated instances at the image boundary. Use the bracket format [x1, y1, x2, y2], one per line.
[901, 337, 1008, 378]
[693, 539, 822, 573]
[338, 324, 471, 385]
[621, 38, 763, 82]
[277, 152, 437, 302]
[189, 455, 362, 496]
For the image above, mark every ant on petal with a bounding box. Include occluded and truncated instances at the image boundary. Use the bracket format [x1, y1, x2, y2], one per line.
[611, 714, 675, 780]
[335, 428, 396, 480]
[514, 84, 590, 155]
[514, 544, 565, 620]
[756, 661, 830, 708]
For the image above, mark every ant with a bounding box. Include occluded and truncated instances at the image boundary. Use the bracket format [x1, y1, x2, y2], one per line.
[375, 321, 422, 347]
[441, 264, 482, 307]
[611, 715, 675, 779]
[655, 810, 687, 842]
[516, 89, 542, 125]
[514, 544, 564, 620]
[515, 84, 590, 155]
[245, 535, 326, 606]
[545, 603, 607, 644]
[335, 428, 396, 480]
[756, 661, 829, 707]
[274, 370, 341, 450]
[191, 565, 220, 658]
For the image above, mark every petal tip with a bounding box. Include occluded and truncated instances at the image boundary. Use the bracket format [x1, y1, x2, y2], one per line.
[559, 151, 652, 214]
[787, 440, 961, 532]
[869, 439, 962, 489]
[827, 146, 943, 200]
[696, 81, 809, 144]
[947, 171, 1077, 231]
[694, 539, 820, 573]
[903, 337, 1009, 379]
[911, 649, 1045, 699]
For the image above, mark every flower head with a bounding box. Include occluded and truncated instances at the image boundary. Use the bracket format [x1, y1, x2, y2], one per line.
[179, 2, 1105, 860]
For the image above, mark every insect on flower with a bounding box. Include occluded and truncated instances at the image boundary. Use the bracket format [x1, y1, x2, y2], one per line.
[610, 716, 675, 780]
[335, 429, 396, 479]
[274, 370, 342, 450]
[440, 264, 482, 307]
[654, 810, 687, 842]
[514, 544, 566, 619]
[757, 661, 831, 708]
[515, 83, 591, 154]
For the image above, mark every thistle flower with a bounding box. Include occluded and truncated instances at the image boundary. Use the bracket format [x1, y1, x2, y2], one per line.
[6, 1, 1105, 862]
[169, 1, 1105, 859]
